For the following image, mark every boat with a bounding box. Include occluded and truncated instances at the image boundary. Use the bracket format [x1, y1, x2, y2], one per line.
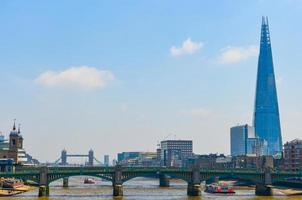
[2, 179, 24, 189]
[0, 190, 23, 197]
[84, 178, 95, 184]
[204, 183, 235, 194]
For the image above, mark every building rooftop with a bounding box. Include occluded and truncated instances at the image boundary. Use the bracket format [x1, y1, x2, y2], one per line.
[285, 139, 302, 145]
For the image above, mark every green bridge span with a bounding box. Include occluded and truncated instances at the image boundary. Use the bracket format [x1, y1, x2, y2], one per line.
[1, 166, 302, 197]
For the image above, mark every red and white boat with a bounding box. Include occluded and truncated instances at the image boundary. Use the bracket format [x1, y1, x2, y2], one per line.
[204, 183, 235, 194]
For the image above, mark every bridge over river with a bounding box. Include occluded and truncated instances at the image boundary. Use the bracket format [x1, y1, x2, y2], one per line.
[1, 165, 302, 197]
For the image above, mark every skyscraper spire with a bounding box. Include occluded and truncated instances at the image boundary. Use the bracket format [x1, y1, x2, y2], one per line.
[12, 119, 16, 131]
[253, 17, 282, 155]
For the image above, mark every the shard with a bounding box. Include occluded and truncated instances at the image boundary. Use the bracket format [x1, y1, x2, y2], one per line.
[253, 17, 282, 155]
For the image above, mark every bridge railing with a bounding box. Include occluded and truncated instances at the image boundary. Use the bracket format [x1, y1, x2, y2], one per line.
[12, 165, 302, 175]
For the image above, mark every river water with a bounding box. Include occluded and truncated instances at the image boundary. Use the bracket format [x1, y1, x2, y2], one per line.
[2, 177, 302, 200]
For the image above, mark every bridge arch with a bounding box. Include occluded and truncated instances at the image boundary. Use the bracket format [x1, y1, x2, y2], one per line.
[121, 172, 158, 183]
[162, 173, 191, 183]
[47, 174, 113, 184]
[271, 173, 302, 185]
[201, 172, 263, 185]
[121, 171, 191, 184]
[19, 176, 40, 185]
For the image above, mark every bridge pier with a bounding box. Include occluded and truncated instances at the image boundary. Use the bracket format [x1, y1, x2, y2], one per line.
[38, 185, 49, 197]
[255, 184, 273, 196]
[113, 184, 123, 196]
[159, 174, 170, 187]
[113, 165, 123, 196]
[187, 182, 201, 196]
[255, 168, 273, 196]
[187, 165, 201, 196]
[38, 166, 49, 197]
[63, 177, 69, 188]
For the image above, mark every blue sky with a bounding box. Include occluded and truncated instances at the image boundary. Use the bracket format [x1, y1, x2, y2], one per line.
[0, 1, 302, 162]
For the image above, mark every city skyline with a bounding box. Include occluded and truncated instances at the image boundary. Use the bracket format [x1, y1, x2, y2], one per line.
[1, 1, 302, 162]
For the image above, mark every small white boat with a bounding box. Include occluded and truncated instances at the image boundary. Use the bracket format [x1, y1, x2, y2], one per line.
[84, 178, 95, 184]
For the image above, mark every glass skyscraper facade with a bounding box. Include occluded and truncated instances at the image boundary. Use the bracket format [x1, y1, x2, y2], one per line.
[253, 17, 282, 155]
[230, 124, 255, 156]
[230, 125, 249, 156]
[230, 124, 267, 157]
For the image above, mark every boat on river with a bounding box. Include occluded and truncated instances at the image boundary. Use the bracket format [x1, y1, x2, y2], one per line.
[84, 178, 95, 184]
[2, 179, 24, 189]
[204, 183, 235, 194]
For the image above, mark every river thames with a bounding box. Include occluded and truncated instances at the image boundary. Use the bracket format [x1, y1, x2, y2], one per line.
[2, 177, 302, 200]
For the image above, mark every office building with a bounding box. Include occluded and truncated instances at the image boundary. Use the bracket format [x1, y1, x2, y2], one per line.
[230, 124, 254, 156]
[283, 139, 302, 171]
[117, 152, 158, 167]
[253, 17, 282, 155]
[117, 152, 140, 162]
[104, 155, 109, 166]
[231, 124, 267, 156]
[247, 137, 268, 156]
[160, 140, 193, 167]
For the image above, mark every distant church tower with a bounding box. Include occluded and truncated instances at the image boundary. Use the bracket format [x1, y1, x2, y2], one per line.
[9, 120, 23, 152]
[253, 17, 282, 155]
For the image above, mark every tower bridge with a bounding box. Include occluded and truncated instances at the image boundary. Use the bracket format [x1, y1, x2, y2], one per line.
[3, 165, 302, 197]
[54, 149, 102, 166]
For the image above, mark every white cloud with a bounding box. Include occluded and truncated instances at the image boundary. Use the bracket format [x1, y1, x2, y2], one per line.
[35, 66, 115, 90]
[218, 45, 258, 64]
[170, 38, 203, 56]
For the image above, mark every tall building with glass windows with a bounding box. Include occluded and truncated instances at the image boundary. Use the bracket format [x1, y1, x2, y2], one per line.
[253, 17, 282, 155]
[230, 124, 254, 156]
[104, 155, 109, 166]
[230, 124, 267, 156]
[246, 137, 268, 156]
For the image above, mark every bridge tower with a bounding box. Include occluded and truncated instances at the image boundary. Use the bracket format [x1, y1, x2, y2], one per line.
[88, 149, 94, 166]
[61, 149, 67, 165]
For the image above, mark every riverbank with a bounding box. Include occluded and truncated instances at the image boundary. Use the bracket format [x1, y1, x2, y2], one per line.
[0, 185, 34, 197]
[217, 180, 302, 196]
[274, 188, 302, 196]
[0, 189, 23, 197]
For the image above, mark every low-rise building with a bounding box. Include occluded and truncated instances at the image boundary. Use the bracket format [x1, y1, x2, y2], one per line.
[232, 155, 274, 170]
[0, 159, 14, 172]
[117, 152, 140, 162]
[187, 154, 232, 169]
[283, 139, 302, 171]
[117, 152, 158, 167]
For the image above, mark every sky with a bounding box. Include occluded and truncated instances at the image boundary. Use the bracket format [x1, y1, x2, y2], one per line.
[0, 1, 302, 163]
